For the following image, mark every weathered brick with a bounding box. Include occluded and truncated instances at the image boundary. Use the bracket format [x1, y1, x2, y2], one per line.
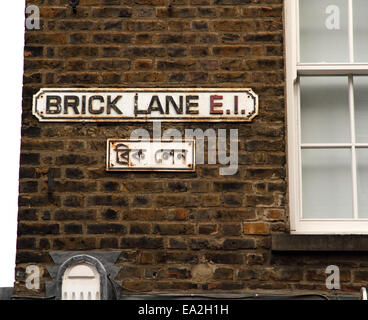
[190, 46, 209, 57]
[216, 209, 256, 221]
[157, 60, 196, 71]
[64, 224, 83, 234]
[153, 223, 194, 235]
[57, 21, 96, 31]
[16, 252, 52, 264]
[102, 181, 120, 192]
[100, 238, 119, 248]
[24, 46, 43, 58]
[168, 208, 189, 221]
[237, 269, 257, 280]
[122, 209, 166, 221]
[93, 33, 132, 44]
[156, 252, 198, 264]
[121, 237, 164, 249]
[156, 8, 196, 18]
[117, 266, 142, 279]
[123, 72, 164, 82]
[168, 47, 187, 57]
[52, 237, 96, 250]
[205, 253, 244, 264]
[20, 153, 40, 165]
[56, 154, 95, 166]
[54, 209, 96, 221]
[130, 223, 151, 234]
[222, 238, 256, 250]
[19, 181, 38, 193]
[214, 181, 251, 192]
[87, 224, 127, 234]
[54, 181, 96, 193]
[190, 239, 209, 250]
[247, 253, 265, 265]
[133, 59, 153, 70]
[69, 33, 89, 44]
[132, 195, 151, 207]
[19, 195, 61, 207]
[264, 209, 284, 221]
[139, 252, 155, 264]
[246, 195, 274, 207]
[243, 222, 270, 235]
[26, 33, 67, 44]
[144, 267, 163, 279]
[65, 168, 84, 179]
[168, 238, 187, 249]
[127, 21, 165, 32]
[199, 224, 217, 235]
[18, 223, 59, 235]
[221, 224, 242, 236]
[58, 47, 99, 58]
[18, 209, 38, 221]
[17, 238, 36, 250]
[167, 181, 188, 192]
[92, 8, 132, 18]
[214, 267, 234, 280]
[87, 195, 128, 207]
[168, 268, 191, 279]
[101, 208, 119, 220]
[192, 21, 209, 31]
[203, 282, 243, 290]
[155, 33, 196, 44]
[223, 194, 243, 207]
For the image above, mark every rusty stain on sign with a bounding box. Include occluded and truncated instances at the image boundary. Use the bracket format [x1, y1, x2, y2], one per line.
[106, 139, 196, 172]
[33, 88, 258, 122]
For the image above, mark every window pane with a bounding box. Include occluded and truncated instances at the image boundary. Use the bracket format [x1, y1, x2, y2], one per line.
[354, 0, 368, 62]
[300, 76, 350, 144]
[302, 148, 353, 219]
[357, 149, 368, 218]
[299, 0, 349, 63]
[354, 76, 368, 143]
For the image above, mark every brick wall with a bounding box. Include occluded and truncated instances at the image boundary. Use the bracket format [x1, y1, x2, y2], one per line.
[15, 0, 367, 297]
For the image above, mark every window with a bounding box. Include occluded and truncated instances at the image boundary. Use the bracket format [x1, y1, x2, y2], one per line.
[61, 263, 101, 300]
[285, 0, 368, 233]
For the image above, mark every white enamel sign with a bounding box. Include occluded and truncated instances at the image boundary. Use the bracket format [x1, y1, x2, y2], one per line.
[33, 88, 258, 122]
[106, 139, 195, 172]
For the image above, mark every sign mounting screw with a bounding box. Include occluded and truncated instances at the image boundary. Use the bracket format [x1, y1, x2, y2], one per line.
[68, 0, 80, 14]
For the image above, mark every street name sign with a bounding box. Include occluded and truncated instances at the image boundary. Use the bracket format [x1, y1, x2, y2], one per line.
[106, 139, 195, 172]
[33, 88, 258, 122]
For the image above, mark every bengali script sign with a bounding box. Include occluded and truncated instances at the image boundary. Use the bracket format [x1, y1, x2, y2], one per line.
[106, 139, 195, 172]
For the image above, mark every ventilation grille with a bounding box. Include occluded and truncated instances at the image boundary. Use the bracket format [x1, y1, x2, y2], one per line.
[61, 263, 101, 300]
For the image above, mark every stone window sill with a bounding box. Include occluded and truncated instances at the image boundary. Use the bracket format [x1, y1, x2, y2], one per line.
[271, 234, 368, 252]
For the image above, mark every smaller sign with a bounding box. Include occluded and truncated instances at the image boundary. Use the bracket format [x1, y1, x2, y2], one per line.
[106, 139, 195, 172]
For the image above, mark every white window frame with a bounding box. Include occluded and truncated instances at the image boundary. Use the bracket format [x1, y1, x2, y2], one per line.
[285, 0, 368, 234]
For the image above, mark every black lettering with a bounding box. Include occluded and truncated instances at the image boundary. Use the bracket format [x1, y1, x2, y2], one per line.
[64, 95, 80, 114]
[107, 95, 122, 115]
[88, 95, 104, 114]
[46, 95, 62, 114]
[186, 95, 199, 114]
[134, 94, 147, 115]
[165, 96, 183, 114]
[81, 96, 86, 114]
[147, 95, 164, 114]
